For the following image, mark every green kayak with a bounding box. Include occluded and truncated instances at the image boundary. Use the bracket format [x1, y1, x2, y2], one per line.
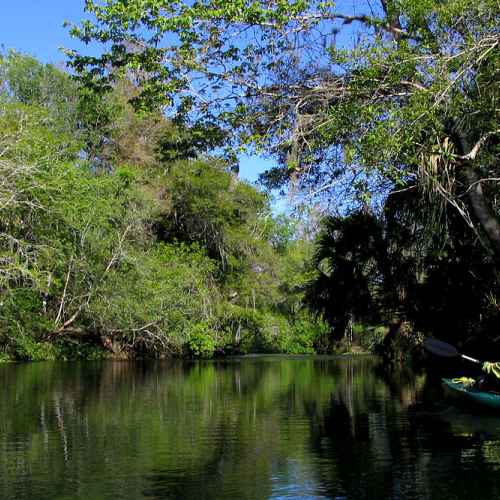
[442, 378, 500, 411]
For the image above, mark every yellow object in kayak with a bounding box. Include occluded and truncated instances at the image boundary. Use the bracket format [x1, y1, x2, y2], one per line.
[451, 377, 476, 388]
[483, 361, 500, 380]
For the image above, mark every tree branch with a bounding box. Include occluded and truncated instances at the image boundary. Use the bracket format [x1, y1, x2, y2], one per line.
[55, 255, 74, 325]
[457, 129, 500, 161]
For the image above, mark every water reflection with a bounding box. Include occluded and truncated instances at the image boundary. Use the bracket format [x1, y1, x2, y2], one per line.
[0, 356, 499, 499]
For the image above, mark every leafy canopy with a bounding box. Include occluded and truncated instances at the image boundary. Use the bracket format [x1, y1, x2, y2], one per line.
[67, 0, 499, 259]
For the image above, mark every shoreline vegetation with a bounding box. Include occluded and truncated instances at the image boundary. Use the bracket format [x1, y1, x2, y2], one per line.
[0, 52, 330, 362]
[2, 0, 499, 362]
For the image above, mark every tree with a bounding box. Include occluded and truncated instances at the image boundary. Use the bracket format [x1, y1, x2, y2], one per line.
[68, 0, 499, 258]
[306, 183, 500, 355]
[306, 212, 386, 337]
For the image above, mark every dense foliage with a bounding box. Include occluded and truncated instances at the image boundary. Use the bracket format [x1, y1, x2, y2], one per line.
[66, 0, 500, 357]
[2, 0, 499, 360]
[307, 194, 500, 359]
[0, 52, 326, 361]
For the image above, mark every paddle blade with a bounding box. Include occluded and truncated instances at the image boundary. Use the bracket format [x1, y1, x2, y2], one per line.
[424, 338, 459, 358]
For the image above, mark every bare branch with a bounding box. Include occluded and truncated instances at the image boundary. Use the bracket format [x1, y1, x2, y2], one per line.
[457, 129, 500, 161]
[55, 256, 74, 326]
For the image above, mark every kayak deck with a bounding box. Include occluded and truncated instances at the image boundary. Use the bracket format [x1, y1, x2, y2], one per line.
[442, 378, 500, 411]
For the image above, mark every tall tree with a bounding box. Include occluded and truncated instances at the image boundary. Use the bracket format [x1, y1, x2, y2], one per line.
[70, 0, 500, 215]
[68, 0, 499, 256]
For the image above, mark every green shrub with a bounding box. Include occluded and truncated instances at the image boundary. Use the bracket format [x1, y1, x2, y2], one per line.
[51, 339, 108, 361]
[256, 312, 290, 353]
[357, 324, 388, 353]
[12, 333, 56, 361]
[282, 318, 329, 354]
[186, 322, 216, 358]
[0, 289, 56, 360]
[213, 304, 261, 353]
[0, 352, 11, 363]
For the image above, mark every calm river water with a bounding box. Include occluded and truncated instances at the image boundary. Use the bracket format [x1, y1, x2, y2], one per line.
[1, 355, 499, 499]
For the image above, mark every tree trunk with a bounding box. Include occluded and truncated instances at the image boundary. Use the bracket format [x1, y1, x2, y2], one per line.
[453, 129, 500, 260]
[464, 166, 500, 259]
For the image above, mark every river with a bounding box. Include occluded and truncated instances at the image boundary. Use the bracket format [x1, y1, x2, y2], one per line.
[1, 355, 499, 499]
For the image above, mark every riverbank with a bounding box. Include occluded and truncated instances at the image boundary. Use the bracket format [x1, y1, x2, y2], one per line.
[0, 333, 374, 363]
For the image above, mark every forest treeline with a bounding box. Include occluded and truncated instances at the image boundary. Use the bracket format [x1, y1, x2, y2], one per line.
[2, 0, 500, 361]
[0, 52, 328, 361]
[64, 0, 495, 361]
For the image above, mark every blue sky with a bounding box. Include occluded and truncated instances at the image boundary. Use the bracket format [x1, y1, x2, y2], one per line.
[1, 1, 91, 63]
[0, 0, 273, 184]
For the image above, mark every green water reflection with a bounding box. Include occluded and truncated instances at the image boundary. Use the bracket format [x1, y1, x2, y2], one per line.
[1, 356, 499, 499]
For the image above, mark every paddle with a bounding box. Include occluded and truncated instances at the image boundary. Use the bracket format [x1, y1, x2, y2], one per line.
[423, 338, 482, 365]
